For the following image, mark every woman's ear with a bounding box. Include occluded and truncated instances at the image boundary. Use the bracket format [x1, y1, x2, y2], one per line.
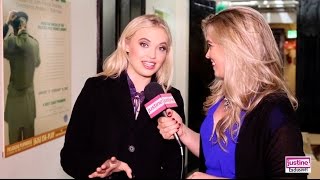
[125, 39, 130, 53]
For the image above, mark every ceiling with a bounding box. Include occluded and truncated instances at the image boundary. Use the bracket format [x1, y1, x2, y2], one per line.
[218, 0, 299, 12]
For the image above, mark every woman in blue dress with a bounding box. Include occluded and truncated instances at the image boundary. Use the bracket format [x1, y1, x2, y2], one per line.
[157, 6, 306, 179]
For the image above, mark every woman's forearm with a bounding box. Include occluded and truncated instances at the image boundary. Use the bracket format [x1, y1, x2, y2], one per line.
[180, 124, 200, 157]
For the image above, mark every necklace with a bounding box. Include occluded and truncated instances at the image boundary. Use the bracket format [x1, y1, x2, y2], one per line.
[209, 97, 230, 142]
[223, 97, 230, 111]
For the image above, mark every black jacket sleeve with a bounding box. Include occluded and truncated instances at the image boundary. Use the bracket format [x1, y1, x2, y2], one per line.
[265, 113, 307, 178]
[236, 93, 307, 179]
[60, 77, 103, 179]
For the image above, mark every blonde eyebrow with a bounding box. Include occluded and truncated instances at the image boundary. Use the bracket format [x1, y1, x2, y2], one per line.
[138, 38, 151, 42]
[139, 38, 168, 47]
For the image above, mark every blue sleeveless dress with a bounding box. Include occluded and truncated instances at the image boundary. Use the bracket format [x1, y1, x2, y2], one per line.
[200, 98, 245, 178]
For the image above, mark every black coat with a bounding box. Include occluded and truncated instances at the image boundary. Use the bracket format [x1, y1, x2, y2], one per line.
[199, 92, 307, 178]
[60, 73, 185, 179]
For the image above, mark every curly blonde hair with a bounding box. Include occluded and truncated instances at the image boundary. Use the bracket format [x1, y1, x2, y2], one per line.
[201, 6, 298, 149]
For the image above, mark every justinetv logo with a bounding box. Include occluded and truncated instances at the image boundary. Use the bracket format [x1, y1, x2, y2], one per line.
[285, 156, 311, 173]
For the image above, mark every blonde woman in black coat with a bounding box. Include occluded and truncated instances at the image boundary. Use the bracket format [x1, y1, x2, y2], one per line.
[60, 14, 185, 179]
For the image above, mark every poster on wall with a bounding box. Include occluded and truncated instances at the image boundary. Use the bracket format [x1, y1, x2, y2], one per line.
[1, 0, 71, 158]
[0, 0, 4, 158]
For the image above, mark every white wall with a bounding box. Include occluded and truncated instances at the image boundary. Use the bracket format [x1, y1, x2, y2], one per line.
[0, 0, 97, 178]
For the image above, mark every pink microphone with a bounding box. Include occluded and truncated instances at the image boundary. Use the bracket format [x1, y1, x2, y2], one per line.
[144, 82, 183, 154]
[144, 93, 177, 118]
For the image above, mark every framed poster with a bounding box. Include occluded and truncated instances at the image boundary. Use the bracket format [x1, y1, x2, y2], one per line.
[2, 0, 71, 157]
[0, 0, 4, 158]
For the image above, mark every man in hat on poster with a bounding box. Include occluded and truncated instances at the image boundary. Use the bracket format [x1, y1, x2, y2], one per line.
[3, 10, 41, 144]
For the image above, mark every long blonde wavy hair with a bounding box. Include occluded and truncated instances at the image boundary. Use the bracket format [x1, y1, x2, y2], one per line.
[201, 6, 298, 149]
[100, 14, 174, 91]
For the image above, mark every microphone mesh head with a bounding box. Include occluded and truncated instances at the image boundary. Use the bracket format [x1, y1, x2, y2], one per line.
[144, 82, 164, 101]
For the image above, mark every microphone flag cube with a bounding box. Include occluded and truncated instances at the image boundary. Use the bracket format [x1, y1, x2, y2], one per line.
[144, 93, 177, 118]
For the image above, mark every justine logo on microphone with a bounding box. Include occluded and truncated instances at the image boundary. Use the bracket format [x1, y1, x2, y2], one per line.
[285, 156, 311, 173]
[144, 93, 177, 118]
[160, 93, 177, 108]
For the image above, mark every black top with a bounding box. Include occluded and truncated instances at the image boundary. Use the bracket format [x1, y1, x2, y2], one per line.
[60, 72, 185, 179]
[199, 92, 307, 178]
